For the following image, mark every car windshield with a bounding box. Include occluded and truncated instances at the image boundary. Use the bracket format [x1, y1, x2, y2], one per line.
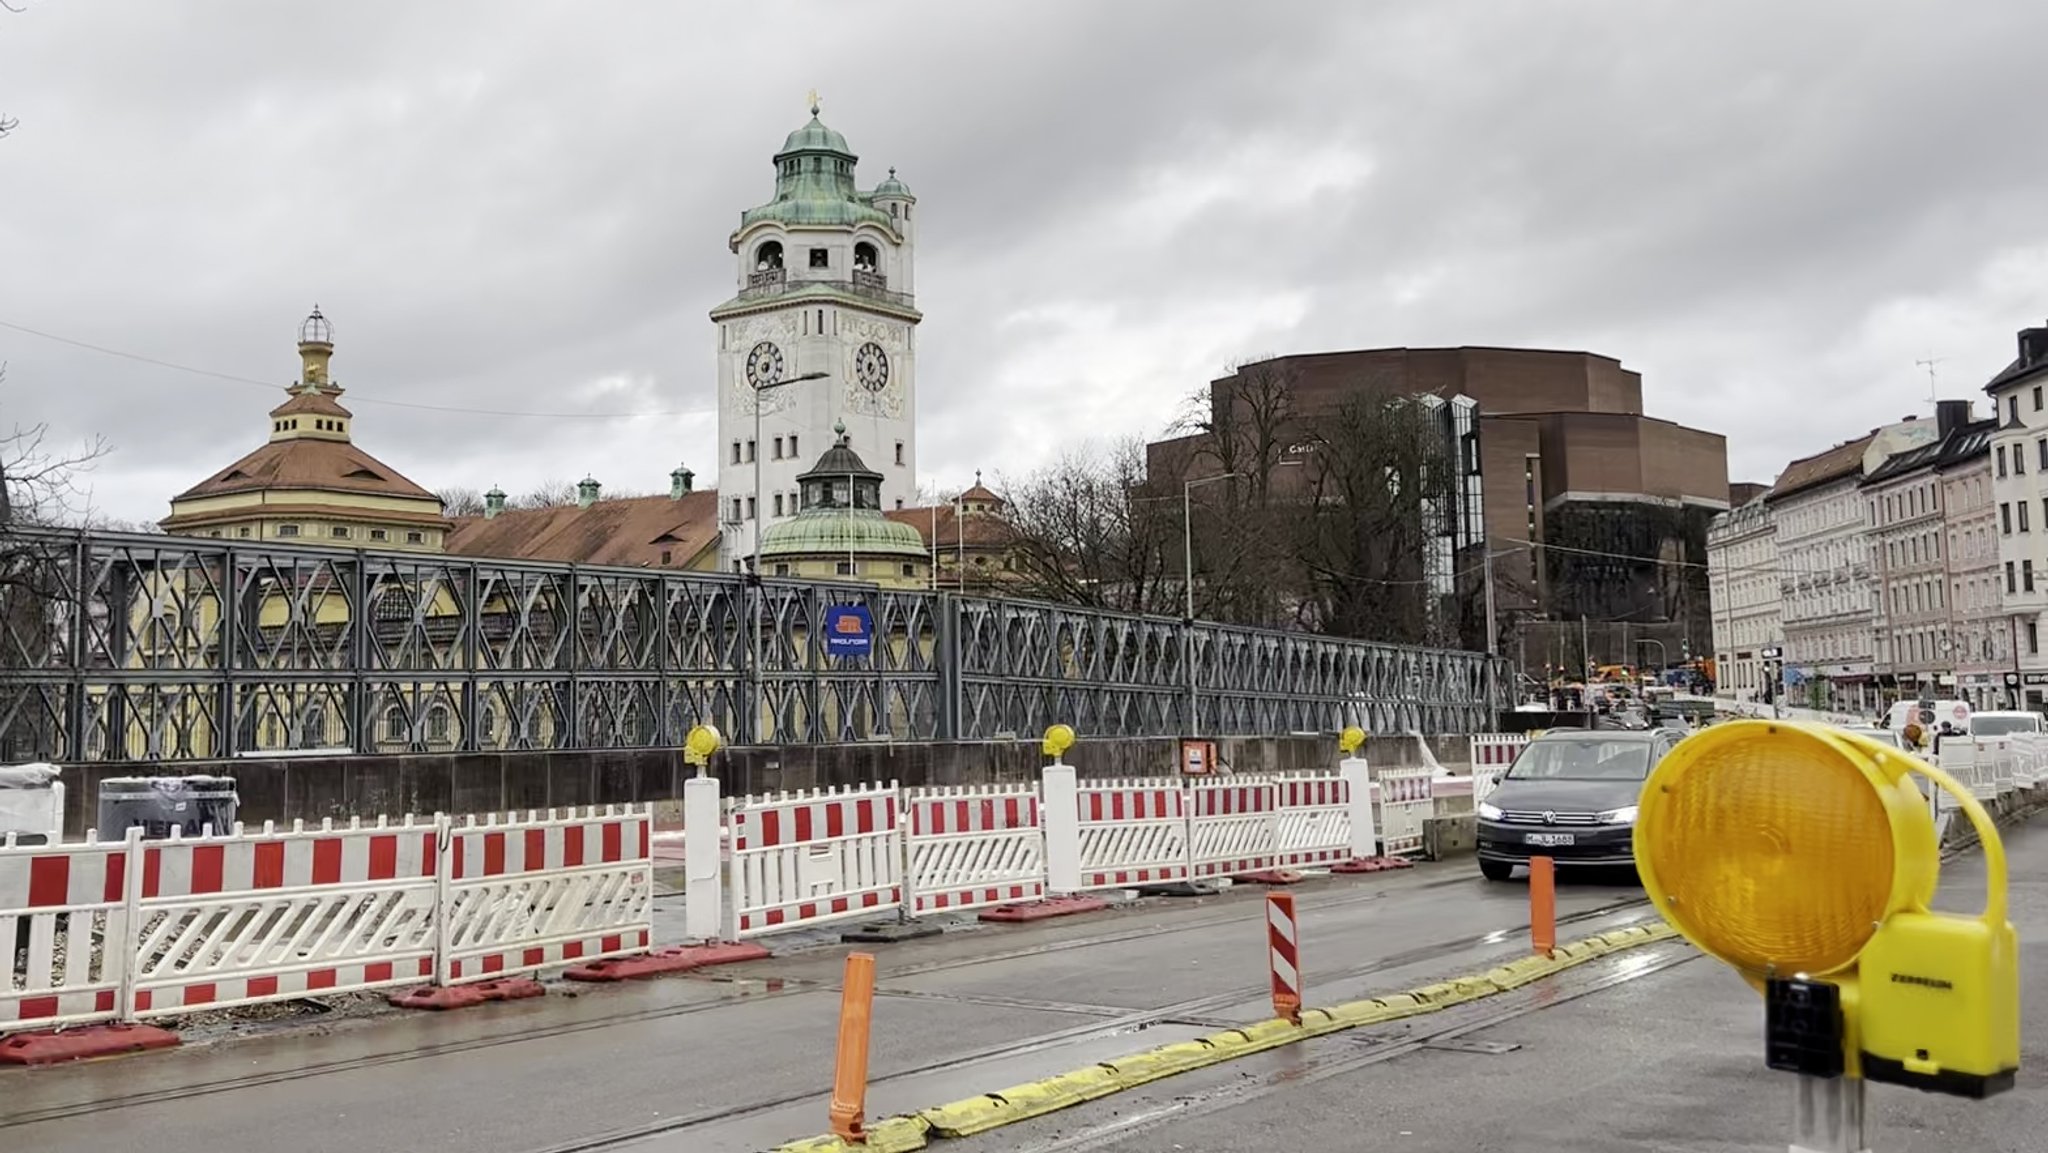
[1971, 715, 2041, 736]
[1505, 738, 1653, 781]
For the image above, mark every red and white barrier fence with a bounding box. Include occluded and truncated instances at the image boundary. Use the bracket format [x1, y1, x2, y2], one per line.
[439, 808, 652, 984]
[902, 785, 1045, 915]
[131, 818, 440, 1019]
[726, 785, 901, 940]
[1062, 779, 1191, 890]
[1186, 778, 1281, 880]
[2, 806, 655, 1037]
[1469, 733, 1529, 768]
[1374, 767, 1437, 857]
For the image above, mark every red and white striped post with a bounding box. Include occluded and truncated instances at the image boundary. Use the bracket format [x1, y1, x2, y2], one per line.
[1266, 891, 1302, 1025]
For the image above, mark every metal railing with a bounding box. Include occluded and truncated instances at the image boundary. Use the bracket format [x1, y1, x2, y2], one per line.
[0, 527, 1509, 761]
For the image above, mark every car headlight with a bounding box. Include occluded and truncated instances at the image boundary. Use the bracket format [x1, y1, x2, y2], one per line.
[1477, 801, 1504, 820]
[1597, 805, 1639, 825]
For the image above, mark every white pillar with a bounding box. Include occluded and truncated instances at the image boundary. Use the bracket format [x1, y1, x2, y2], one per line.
[683, 775, 723, 943]
[1042, 761, 1082, 894]
[1341, 756, 1376, 860]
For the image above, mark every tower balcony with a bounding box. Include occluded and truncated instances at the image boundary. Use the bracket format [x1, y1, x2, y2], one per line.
[739, 268, 913, 309]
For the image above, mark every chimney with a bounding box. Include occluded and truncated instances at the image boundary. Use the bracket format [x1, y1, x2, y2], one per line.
[670, 464, 694, 499]
[2020, 325, 2048, 368]
[577, 476, 601, 509]
[1936, 398, 1972, 437]
[484, 486, 506, 520]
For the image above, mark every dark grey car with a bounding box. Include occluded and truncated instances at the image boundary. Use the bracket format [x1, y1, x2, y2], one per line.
[1474, 728, 1683, 881]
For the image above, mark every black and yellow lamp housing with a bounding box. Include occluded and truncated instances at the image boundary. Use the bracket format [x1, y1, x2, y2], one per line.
[1636, 720, 2018, 1099]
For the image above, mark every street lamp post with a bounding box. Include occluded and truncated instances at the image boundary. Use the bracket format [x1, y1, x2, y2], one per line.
[746, 370, 828, 743]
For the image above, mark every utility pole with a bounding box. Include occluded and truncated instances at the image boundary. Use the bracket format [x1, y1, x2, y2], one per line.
[1482, 547, 1499, 656]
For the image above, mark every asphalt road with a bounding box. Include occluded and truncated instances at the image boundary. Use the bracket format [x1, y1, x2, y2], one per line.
[0, 855, 1651, 1153]
[937, 816, 2048, 1153]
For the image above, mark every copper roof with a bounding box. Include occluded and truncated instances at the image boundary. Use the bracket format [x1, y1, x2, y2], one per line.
[269, 389, 352, 419]
[1764, 433, 1874, 503]
[171, 437, 440, 503]
[443, 491, 723, 567]
[885, 504, 1017, 550]
[956, 483, 1003, 506]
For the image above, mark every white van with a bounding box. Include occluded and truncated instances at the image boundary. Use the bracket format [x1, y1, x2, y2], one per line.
[1968, 710, 2043, 738]
[1887, 699, 1972, 733]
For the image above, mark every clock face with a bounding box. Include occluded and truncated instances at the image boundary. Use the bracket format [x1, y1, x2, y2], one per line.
[745, 341, 785, 388]
[854, 342, 890, 392]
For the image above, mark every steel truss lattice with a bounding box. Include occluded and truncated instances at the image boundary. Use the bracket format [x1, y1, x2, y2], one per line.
[0, 528, 1509, 761]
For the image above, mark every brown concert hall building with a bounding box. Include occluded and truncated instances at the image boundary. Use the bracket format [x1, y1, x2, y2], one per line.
[1147, 346, 1731, 671]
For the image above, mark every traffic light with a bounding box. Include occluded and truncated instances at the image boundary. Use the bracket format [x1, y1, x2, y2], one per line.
[1635, 721, 2018, 1099]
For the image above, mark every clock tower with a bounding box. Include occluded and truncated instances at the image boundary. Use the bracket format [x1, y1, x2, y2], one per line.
[712, 101, 921, 570]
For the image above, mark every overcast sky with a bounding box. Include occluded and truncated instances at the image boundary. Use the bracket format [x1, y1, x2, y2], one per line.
[4, 1, 2045, 523]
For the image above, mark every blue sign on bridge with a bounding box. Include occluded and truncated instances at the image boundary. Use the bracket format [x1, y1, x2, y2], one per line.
[823, 604, 873, 658]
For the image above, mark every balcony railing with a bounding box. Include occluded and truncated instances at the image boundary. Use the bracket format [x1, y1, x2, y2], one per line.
[738, 268, 914, 308]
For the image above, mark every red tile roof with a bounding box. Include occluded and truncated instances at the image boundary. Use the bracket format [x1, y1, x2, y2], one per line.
[444, 491, 723, 568]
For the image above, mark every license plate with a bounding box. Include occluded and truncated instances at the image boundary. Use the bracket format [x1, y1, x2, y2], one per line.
[1525, 832, 1576, 847]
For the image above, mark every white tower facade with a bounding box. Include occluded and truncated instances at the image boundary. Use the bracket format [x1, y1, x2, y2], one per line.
[713, 105, 921, 569]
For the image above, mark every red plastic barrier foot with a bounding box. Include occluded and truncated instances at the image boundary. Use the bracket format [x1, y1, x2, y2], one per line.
[1235, 869, 1304, 885]
[0, 1023, 180, 1066]
[1330, 856, 1415, 874]
[979, 895, 1110, 923]
[563, 942, 771, 982]
[388, 977, 545, 1011]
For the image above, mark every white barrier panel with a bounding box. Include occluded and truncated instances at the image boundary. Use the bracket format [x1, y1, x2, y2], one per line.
[727, 785, 901, 940]
[1272, 774, 1351, 868]
[1187, 778, 1280, 880]
[1987, 738, 2018, 796]
[1936, 742, 1985, 806]
[903, 785, 1045, 915]
[1375, 766, 1436, 857]
[1071, 780, 1189, 890]
[1468, 734, 1529, 768]
[0, 831, 135, 1031]
[129, 818, 440, 1019]
[1471, 765, 1507, 805]
[2015, 735, 2043, 789]
[440, 806, 653, 984]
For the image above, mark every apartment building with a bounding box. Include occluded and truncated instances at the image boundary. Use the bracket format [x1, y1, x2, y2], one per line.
[1706, 494, 1780, 703]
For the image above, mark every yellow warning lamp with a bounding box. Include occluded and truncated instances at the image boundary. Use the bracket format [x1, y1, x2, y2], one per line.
[1636, 720, 2018, 1098]
[1041, 724, 1076, 759]
[683, 723, 723, 770]
[1338, 726, 1367, 755]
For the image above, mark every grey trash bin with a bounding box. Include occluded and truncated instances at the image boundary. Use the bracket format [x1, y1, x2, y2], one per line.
[96, 776, 240, 841]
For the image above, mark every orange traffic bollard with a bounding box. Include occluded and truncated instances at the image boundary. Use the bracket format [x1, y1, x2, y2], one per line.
[1529, 855, 1556, 958]
[828, 952, 877, 1144]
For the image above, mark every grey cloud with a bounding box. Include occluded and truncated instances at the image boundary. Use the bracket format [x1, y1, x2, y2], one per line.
[3, 0, 2044, 521]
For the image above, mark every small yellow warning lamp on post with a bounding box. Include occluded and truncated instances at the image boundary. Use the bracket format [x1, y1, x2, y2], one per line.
[1636, 721, 2017, 1131]
[1041, 724, 1076, 763]
[683, 724, 723, 777]
[1339, 726, 1367, 755]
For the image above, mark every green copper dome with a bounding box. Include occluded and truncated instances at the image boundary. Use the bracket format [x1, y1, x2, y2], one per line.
[777, 114, 852, 159]
[872, 167, 913, 200]
[759, 507, 928, 560]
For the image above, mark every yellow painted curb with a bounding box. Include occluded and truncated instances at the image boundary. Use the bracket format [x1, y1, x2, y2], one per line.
[772, 920, 1682, 1151]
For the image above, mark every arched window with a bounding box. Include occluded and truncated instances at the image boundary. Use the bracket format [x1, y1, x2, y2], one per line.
[853, 241, 879, 273]
[754, 240, 784, 272]
[383, 706, 406, 743]
[427, 705, 451, 743]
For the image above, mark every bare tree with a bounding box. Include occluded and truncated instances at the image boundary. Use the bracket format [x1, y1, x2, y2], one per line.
[2, 366, 110, 529]
[437, 486, 486, 518]
[1001, 438, 1182, 616]
[1290, 394, 1460, 645]
[516, 479, 578, 509]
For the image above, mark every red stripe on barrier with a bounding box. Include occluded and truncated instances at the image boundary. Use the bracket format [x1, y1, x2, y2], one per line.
[307, 970, 337, 991]
[525, 948, 545, 967]
[184, 984, 217, 1007]
[794, 805, 814, 844]
[312, 838, 341, 885]
[602, 819, 622, 863]
[142, 847, 161, 898]
[856, 798, 875, 835]
[563, 941, 586, 959]
[367, 835, 397, 881]
[825, 802, 844, 840]
[191, 844, 224, 895]
[448, 835, 463, 882]
[602, 934, 622, 954]
[421, 831, 437, 876]
[564, 824, 585, 868]
[95, 989, 115, 1013]
[247, 975, 279, 999]
[760, 809, 781, 849]
[103, 853, 126, 904]
[26, 856, 68, 909]
[365, 962, 393, 983]
[483, 832, 506, 878]
[525, 829, 546, 873]
[252, 841, 285, 890]
[16, 996, 57, 1020]
[637, 818, 649, 860]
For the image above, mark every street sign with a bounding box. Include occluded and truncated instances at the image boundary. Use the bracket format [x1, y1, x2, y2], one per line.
[1760, 646, 1782, 660]
[823, 605, 873, 658]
